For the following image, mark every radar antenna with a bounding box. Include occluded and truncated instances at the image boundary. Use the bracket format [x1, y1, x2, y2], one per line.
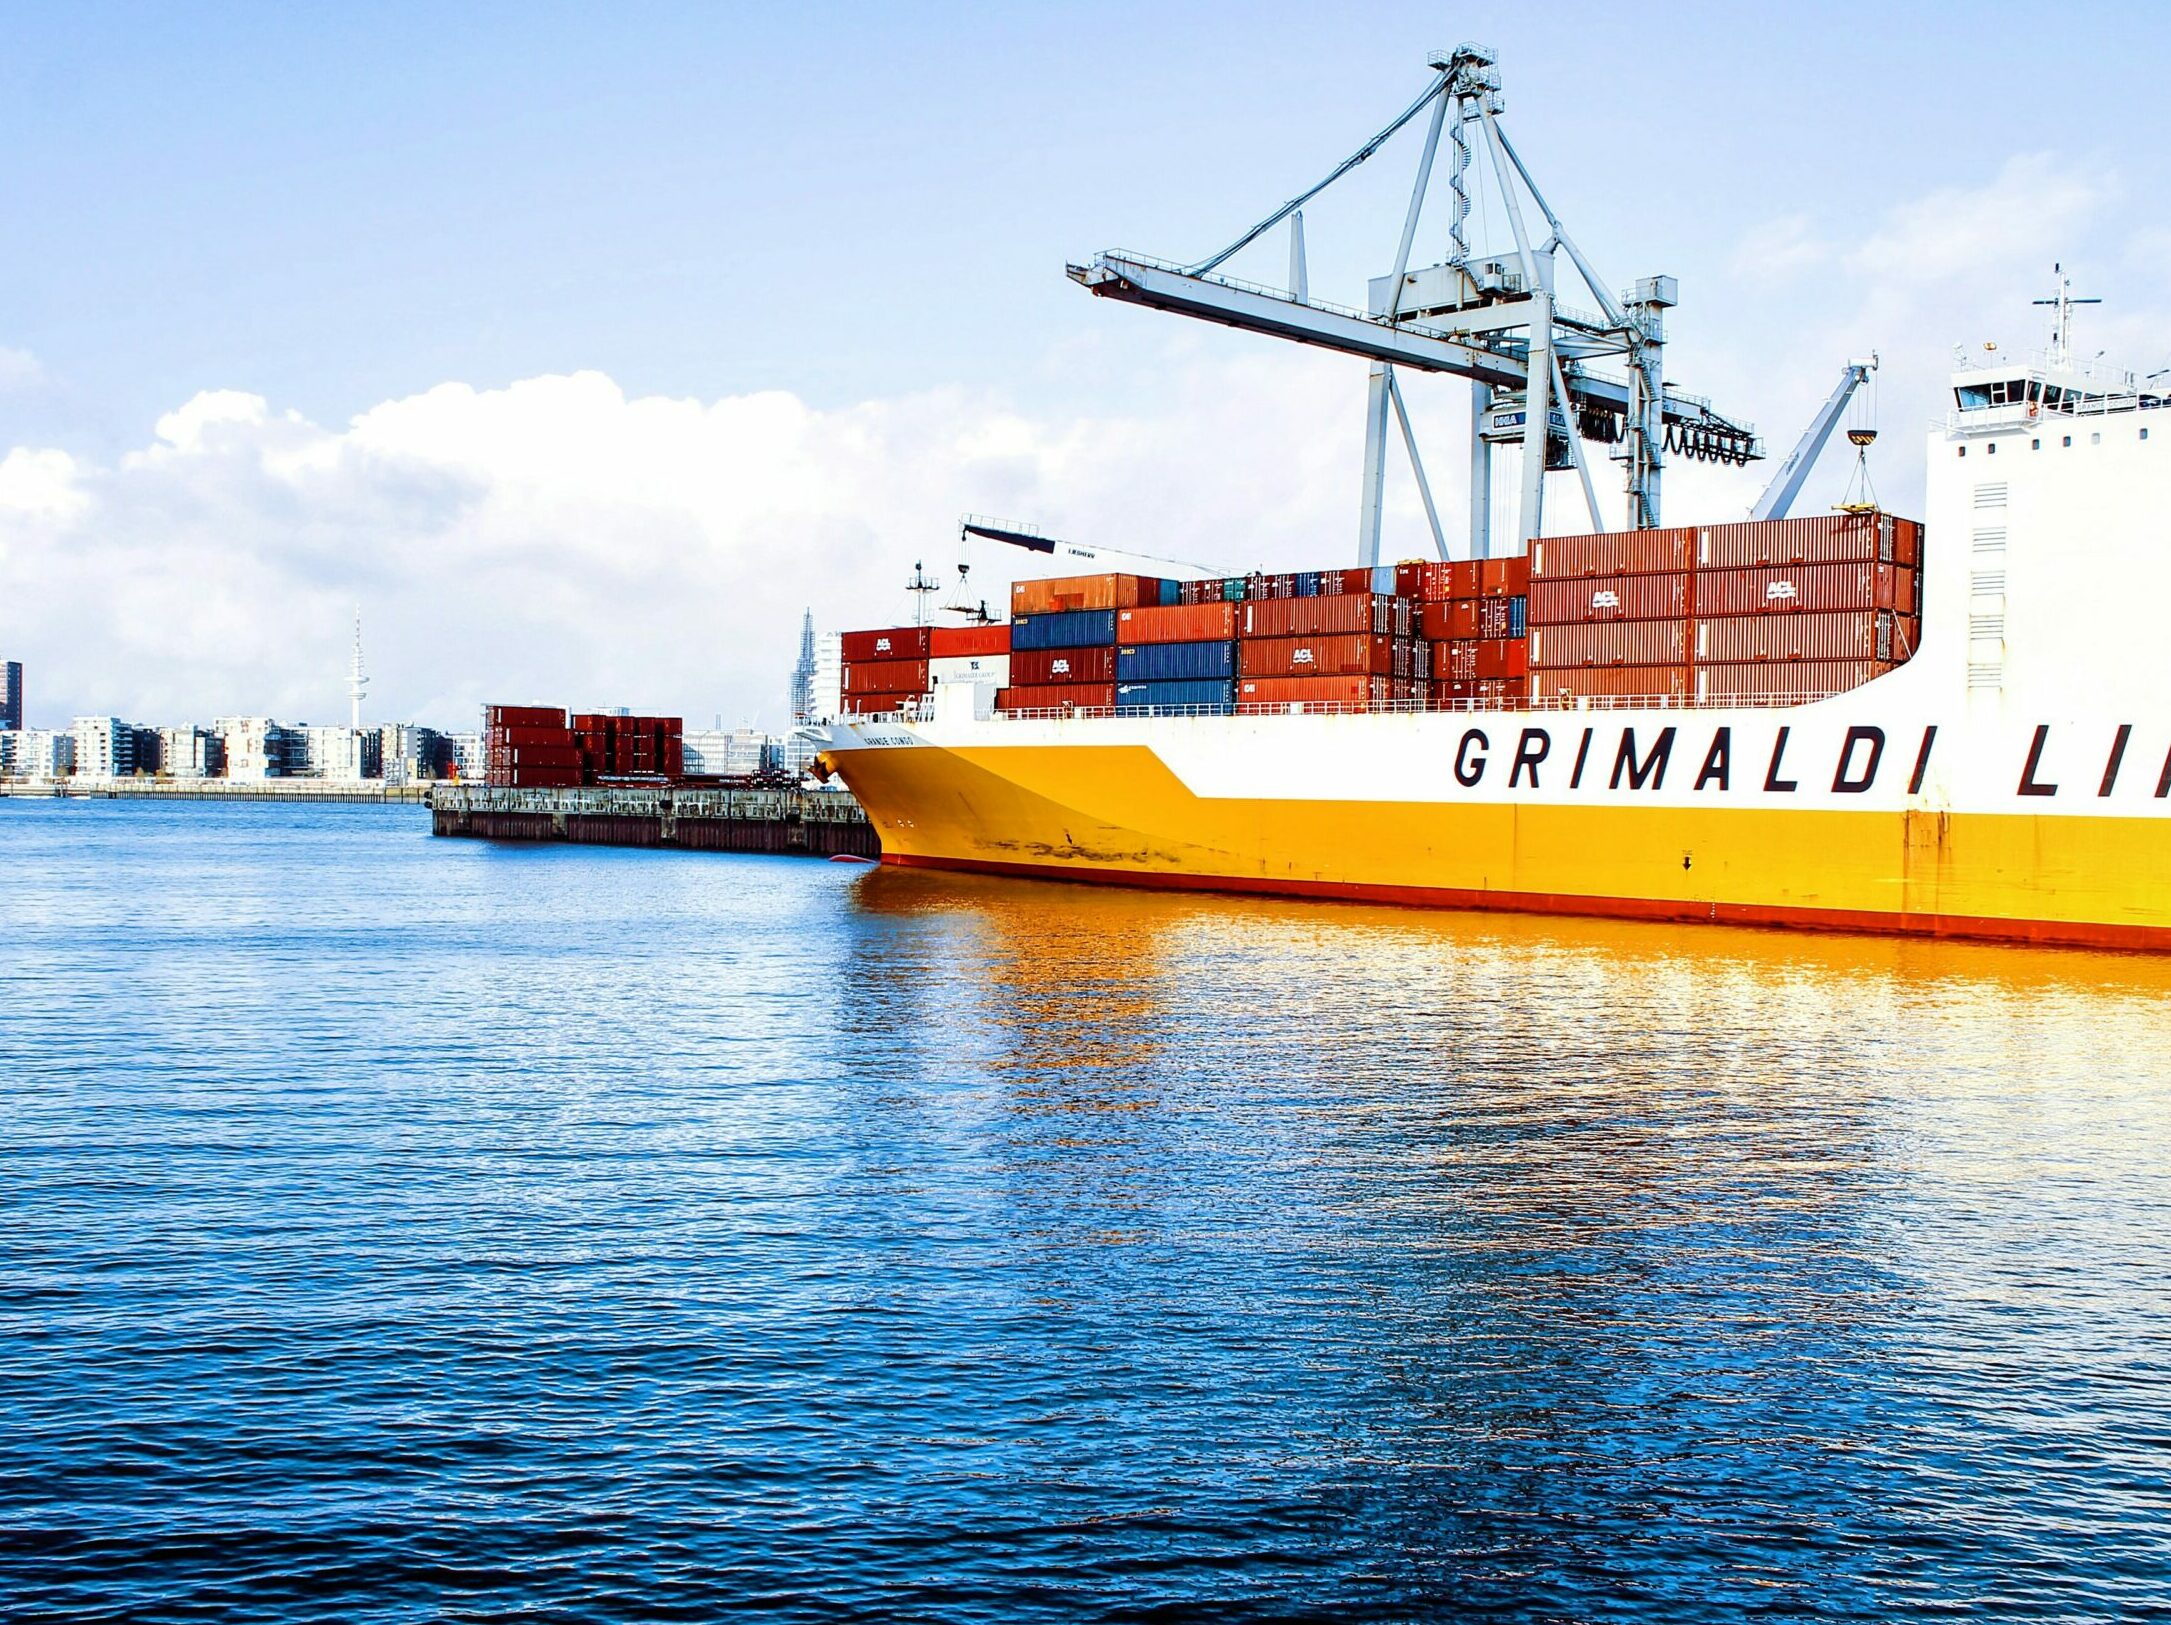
[2033, 262, 2101, 369]
[906, 559, 941, 627]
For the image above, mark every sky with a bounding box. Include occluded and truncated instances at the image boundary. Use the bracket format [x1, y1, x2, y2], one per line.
[3, 1, 2168, 730]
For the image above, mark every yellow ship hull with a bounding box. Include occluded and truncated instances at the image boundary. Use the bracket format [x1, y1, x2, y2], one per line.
[827, 720, 2171, 952]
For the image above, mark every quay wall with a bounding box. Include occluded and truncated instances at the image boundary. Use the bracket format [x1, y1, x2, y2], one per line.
[429, 784, 879, 859]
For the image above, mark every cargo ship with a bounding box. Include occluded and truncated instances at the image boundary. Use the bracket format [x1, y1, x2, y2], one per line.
[817, 50, 2170, 951]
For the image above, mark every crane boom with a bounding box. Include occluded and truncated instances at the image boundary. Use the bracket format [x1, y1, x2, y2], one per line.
[1068, 46, 1762, 560]
[1751, 359, 1875, 521]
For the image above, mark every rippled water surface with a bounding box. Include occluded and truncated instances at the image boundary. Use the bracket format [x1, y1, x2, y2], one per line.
[5, 799, 2171, 1622]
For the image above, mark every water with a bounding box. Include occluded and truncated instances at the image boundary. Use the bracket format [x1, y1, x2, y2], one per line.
[5, 798, 2170, 1623]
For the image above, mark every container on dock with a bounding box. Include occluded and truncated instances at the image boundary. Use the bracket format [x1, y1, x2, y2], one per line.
[1116, 640, 1237, 682]
[1011, 645, 1116, 684]
[1010, 609, 1119, 650]
[485, 704, 568, 729]
[1115, 679, 1236, 712]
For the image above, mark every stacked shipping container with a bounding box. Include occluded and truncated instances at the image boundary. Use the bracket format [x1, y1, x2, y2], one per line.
[1525, 511, 1923, 705]
[838, 623, 1017, 713]
[843, 513, 1923, 722]
[571, 713, 684, 780]
[1419, 556, 1532, 708]
[485, 706, 685, 786]
[484, 705, 582, 788]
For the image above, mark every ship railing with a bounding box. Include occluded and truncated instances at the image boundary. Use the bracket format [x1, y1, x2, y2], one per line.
[853, 690, 1871, 725]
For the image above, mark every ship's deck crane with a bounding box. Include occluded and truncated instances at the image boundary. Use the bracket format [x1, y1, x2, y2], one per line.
[1067, 44, 1765, 564]
[942, 516, 1218, 622]
[1751, 357, 1877, 521]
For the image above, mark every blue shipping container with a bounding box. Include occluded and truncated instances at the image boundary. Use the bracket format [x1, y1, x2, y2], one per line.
[1296, 570, 1325, 597]
[1220, 577, 1248, 602]
[1158, 578, 1183, 607]
[1116, 639, 1237, 682]
[1370, 565, 1398, 595]
[1115, 679, 1235, 712]
[1509, 595, 1528, 637]
[1011, 608, 1118, 650]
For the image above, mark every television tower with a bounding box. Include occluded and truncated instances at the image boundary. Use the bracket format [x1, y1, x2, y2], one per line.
[789, 608, 817, 723]
[348, 610, 369, 731]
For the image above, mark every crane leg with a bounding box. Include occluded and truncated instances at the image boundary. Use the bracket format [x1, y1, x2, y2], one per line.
[1357, 363, 1392, 566]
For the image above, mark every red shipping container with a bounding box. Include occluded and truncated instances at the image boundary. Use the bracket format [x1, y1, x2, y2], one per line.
[1012, 573, 1165, 615]
[1240, 594, 1414, 639]
[995, 682, 1117, 711]
[1528, 665, 1693, 703]
[1695, 660, 1897, 703]
[487, 724, 576, 746]
[1011, 645, 1116, 685]
[1696, 511, 1923, 570]
[1530, 527, 1697, 580]
[1237, 676, 1397, 709]
[1239, 634, 1405, 678]
[840, 626, 932, 663]
[485, 704, 567, 729]
[1473, 679, 1522, 706]
[1694, 610, 1896, 665]
[929, 623, 1011, 657]
[1478, 556, 1530, 597]
[1419, 600, 1480, 641]
[1527, 572, 1691, 625]
[843, 657, 931, 694]
[1478, 597, 1517, 639]
[1417, 560, 1486, 601]
[1530, 620, 1690, 668]
[1431, 639, 1480, 681]
[1695, 562, 1908, 617]
[1475, 639, 1530, 680]
[1117, 601, 1239, 643]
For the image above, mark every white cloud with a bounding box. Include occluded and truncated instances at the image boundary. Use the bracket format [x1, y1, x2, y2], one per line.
[0, 448, 86, 521]
[0, 349, 1379, 730]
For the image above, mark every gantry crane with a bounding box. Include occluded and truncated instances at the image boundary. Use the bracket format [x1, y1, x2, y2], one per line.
[1068, 45, 1766, 564]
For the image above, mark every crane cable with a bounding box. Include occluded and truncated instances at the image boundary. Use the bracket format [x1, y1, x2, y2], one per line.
[1189, 74, 1448, 278]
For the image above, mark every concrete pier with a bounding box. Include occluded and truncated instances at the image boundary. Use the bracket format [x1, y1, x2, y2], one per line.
[428, 783, 880, 858]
